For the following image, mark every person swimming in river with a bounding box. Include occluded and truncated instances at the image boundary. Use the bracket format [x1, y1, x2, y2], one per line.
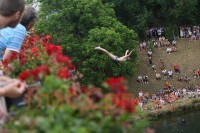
[95, 46, 134, 62]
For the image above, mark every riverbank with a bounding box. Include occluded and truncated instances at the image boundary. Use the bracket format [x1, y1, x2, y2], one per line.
[144, 97, 200, 120]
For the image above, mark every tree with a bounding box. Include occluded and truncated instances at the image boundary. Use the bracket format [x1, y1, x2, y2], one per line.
[35, 0, 138, 85]
[102, 0, 200, 40]
[174, 0, 198, 26]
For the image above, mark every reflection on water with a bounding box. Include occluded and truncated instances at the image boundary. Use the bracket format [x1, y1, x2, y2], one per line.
[153, 111, 200, 133]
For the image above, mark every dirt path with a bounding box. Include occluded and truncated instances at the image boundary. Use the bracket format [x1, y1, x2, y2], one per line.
[128, 39, 200, 96]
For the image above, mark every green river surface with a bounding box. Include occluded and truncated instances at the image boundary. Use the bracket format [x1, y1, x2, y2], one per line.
[152, 111, 200, 133]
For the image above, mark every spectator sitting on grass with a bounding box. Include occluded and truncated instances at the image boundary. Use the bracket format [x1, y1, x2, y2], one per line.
[165, 81, 171, 89]
[166, 47, 172, 54]
[171, 46, 177, 52]
[156, 73, 161, 80]
[184, 75, 189, 82]
[178, 76, 184, 82]
[137, 75, 143, 84]
[139, 91, 143, 97]
[152, 64, 156, 72]
[174, 65, 181, 73]
[168, 70, 173, 78]
[162, 69, 167, 77]
[143, 75, 149, 84]
[198, 69, 200, 78]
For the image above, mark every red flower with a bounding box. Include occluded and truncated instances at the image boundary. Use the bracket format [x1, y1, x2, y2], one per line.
[2, 59, 8, 67]
[18, 66, 50, 81]
[112, 94, 136, 113]
[32, 65, 50, 79]
[81, 87, 87, 93]
[69, 87, 74, 95]
[18, 70, 32, 81]
[106, 77, 125, 86]
[20, 57, 27, 65]
[105, 77, 126, 94]
[57, 67, 69, 80]
[42, 35, 52, 42]
[56, 54, 71, 66]
[124, 98, 136, 113]
[31, 47, 39, 54]
[69, 64, 75, 70]
[9, 52, 19, 60]
[45, 44, 62, 56]
[24, 36, 41, 46]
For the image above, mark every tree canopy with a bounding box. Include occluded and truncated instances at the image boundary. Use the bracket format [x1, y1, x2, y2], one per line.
[35, 0, 138, 86]
[103, 0, 200, 40]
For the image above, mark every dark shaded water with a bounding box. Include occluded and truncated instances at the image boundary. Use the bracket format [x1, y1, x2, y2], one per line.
[153, 111, 200, 133]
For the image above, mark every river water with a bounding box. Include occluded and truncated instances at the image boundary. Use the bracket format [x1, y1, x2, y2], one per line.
[153, 111, 200, 133]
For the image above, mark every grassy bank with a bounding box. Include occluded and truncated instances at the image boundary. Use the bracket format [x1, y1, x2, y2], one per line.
[128, 39, 200, 96]
[143, 97, 200, 120]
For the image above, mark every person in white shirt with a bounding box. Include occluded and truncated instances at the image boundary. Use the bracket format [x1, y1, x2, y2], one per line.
[168, 70, 173, 78]
[139, 91, 143, 97]
[172, 40, 177, 46]
[162, 69, 167, 77]
[156, 73, 161, 80]
[147, 49, 152, 57]
[166, 47, 172, 54]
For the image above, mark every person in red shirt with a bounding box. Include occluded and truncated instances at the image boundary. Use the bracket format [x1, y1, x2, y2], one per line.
[197, 69, 200, 77]
[174, 65, 180, 73]
[165, 81, 171, 89]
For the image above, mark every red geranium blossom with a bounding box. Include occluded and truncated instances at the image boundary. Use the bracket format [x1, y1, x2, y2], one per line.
[32, 65, 50, 79]
[57, 67, 69, 80]
[45, 44, 62, 56]
[19, 70, 32, 81]
[20, 57, 27, 65]
[56, 54, 71, 66]
[112, 94, 136, 113]
[19, 66, 50, 81]
[31, 47, 39, 54]
[68, 64, 75, 70]
[105, 77, 126, 94]
[24, 36, 41, 46]
[42, 35, 52, 42]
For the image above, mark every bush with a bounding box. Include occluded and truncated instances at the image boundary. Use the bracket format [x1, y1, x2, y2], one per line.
[2, 34, 147, 133]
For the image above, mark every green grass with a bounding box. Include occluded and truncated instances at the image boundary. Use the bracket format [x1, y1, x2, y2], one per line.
[128, 39, 200, 96]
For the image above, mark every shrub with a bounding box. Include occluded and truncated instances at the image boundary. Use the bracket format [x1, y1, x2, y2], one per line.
[2, 34, 147, 133]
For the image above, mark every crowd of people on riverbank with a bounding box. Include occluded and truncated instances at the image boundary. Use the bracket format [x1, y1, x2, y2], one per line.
[136, 84, 200, 111]
[147, 27, 165, 40]
[180, 26, 200, 39]
[137, 26, 200, 111]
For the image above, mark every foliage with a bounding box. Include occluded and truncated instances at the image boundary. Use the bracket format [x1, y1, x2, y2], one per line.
[103, 0, 200, 40]
[2, 35, 148, 133]
[34, 0, 138, 86]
